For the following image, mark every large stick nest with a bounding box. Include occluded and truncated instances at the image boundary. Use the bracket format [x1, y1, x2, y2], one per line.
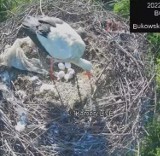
[0, 0, 155, 155]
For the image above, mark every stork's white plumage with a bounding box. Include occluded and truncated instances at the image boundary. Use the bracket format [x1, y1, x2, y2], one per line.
[22, 15, 92, 79]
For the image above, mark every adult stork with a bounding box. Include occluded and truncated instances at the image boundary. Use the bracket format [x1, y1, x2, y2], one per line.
[21, 15, 92, 80]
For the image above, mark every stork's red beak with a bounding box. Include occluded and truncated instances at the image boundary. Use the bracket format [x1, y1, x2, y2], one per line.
[84, 71, 93, 79]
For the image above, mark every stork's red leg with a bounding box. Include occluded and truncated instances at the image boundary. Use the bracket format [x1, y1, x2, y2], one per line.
[84, 71, 93, 80]
[50, 58, 54, 80]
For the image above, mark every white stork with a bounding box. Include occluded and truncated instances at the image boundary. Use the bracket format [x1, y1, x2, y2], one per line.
[22, 15, 92, 80]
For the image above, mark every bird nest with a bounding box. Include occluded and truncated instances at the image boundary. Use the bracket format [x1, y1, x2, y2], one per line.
[0, 0, 155, 155]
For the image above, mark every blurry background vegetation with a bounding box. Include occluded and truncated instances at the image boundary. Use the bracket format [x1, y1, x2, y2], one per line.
[0, 0, 13, 21]
[0, 0, 160, 155]
[0, 0, 31, 22]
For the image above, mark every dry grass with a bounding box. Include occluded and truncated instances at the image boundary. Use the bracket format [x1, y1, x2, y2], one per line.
[0, 0, 155, 155]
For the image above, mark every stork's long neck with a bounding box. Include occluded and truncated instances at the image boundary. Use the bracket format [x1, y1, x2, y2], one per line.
[26, 32, 52, 58]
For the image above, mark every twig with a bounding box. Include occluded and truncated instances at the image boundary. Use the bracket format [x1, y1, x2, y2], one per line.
[95, 58, 113, 84]
[131, 74, 155, 106]
[92, 58, 113, 98]
[39, 0, 44, 15]
[5, 140, 17, 156]
[51, 80, 64, 105]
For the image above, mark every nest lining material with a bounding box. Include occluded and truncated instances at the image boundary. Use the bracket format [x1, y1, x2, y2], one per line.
[0, 37, 49, 75]
[0, 0, 154, 155]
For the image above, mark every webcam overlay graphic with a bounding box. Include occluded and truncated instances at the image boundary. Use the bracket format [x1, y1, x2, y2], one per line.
[130, 0, 160, 32]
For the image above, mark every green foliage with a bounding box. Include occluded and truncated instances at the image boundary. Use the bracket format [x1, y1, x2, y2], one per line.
[113, 0, 129, 18]
[156, 59, 160, 91]
[0, 0, 32, 22]
[156, 148, 160, 156]
[141, 121, 160, 156]
[147, 33, 160, 92]
[148, 33, 160, 45]
[141, 33, 160, 156]
[147, 33, 160, 55]
[0, 0, 14, 21]
[11, 0, 32, 13]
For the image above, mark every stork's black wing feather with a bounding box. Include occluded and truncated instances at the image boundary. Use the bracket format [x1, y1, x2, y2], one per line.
[38, 16, 63, 27]
[38, 24, 50, 37]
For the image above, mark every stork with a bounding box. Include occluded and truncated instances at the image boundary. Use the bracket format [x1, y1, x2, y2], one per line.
[22, 15, 92, 80]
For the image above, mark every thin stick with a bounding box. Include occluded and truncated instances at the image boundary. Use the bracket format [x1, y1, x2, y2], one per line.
[5, 140, 17, 156]
[40, 0, 44, 15]
[95, 58, 113, 84]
